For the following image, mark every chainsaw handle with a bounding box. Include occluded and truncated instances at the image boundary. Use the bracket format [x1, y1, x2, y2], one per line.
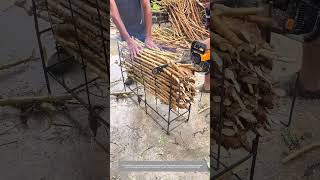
[152, 64, 169, 75]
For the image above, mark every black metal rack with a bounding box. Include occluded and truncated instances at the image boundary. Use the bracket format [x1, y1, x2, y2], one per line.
[117, 42, 192, 135]
[31, 0, 109, 153]
[280, 72, 299, 127]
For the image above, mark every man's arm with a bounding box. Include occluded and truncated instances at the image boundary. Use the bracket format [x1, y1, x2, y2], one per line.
[110, 0, 130, 41]
[140, 0, 152, 39]
[140, 0, 159, 49]
[110, 0, 141, 57]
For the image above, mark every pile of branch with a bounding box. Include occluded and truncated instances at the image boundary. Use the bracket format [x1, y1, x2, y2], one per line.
[120, 39, 196, 110]
[161, 0, 209, 40]
[32, 0, 109, 80]
[211, 4, 279, 150]
[152, 27, 190, 49]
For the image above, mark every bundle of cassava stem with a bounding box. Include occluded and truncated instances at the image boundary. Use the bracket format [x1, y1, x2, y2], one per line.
[53, 24, 108, 80]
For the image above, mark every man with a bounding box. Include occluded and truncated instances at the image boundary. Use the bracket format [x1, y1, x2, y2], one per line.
[197, 0, 210, 93]
[297, 26, 320, 98]
[110, 0, 159, 85]
[110, 0, 158, 57]
[296, 2, 320, 98]
[201, 38, 211, 93]
[283, 1, 320, 98]
[298, 40, 320, 98]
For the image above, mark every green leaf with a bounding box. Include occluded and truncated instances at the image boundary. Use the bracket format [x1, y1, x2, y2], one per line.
[151, 2, 161, 12]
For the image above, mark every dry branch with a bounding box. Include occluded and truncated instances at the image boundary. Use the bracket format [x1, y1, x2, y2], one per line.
[0, 95, 73, 106]
[0, 56, 38, 71]
[282, 143, 320, 164]
[161, 0, 209, 41]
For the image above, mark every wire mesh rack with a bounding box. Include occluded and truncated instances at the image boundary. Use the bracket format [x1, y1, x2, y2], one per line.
[117, 42, 192, 135]
[31, 0, 110, 154]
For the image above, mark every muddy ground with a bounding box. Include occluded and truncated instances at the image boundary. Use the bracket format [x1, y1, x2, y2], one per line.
[0, 1, 320, 180]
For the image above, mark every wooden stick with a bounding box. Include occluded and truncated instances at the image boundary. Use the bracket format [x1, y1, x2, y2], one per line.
[212, 16, 243, 47]
[111, 92, 133, 96]
[214, 4, 264, 17]
[0, 56, 38, 71]
[0, 95, 73, 106]
[282, 143, 320, 164]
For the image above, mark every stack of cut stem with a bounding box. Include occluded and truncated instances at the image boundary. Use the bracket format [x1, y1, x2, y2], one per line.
[54, 24, 108, 80]
[120, 39, 196, 110]
[211, 4, 282, 151]
[161, 0, 209, 40]
[33, 0, 109, 80]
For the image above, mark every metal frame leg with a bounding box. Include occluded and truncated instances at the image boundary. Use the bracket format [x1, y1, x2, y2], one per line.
[167, 74, 173, 135]
[249, 135, 260, 180]
[281, 72, 299, 127]
[118, 42, 127, 92]
[216, 58, 225, 170]
[32, 0, 51, 95]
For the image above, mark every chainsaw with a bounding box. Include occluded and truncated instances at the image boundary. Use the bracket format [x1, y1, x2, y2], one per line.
[151, 42, 212, 76]
[190, 41, 211, 74]
[191, 1, 211, 74]
[274, 0, 320, 41]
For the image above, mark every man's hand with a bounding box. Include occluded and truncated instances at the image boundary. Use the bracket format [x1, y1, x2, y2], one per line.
[127, 38, 142, 58]
[145, 37, 159, 49]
